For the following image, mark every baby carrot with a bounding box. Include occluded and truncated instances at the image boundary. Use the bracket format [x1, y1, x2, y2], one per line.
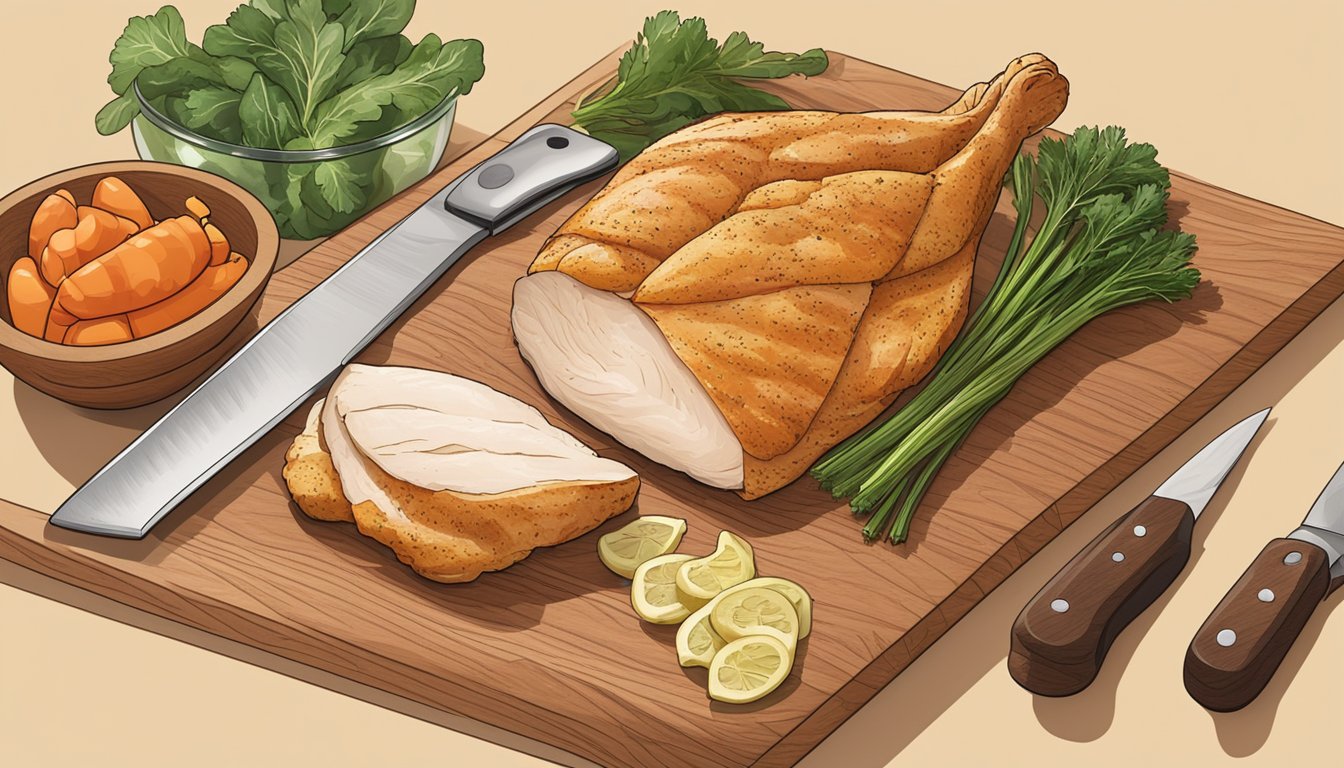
[6, 257, 57, 337]
[28, 191, 78, 259]
[41, 207, 140, 285]
[43, 301, 77, 342]
[204, 223, 230, 266]
[75, 206, 141, 245]
[57, 214, 210, 319]
[127, 254, 247, 337]
[184, 196, 209, 223]
[91, 176, 153, 230]
[54, 189, 75, 206]
[64, 315, 133, 346]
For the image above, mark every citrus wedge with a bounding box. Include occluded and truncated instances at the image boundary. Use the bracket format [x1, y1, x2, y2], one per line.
[630, 553, 694, 624]
[674, 531, 755, 610]
[709, 585, 800, 653]
[675, 602, 726, 668]
[598, 515, 688, 579]
[707, 635, 793, 704]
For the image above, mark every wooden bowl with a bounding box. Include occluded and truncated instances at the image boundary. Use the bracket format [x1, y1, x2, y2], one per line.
[0, 161, 279, 409]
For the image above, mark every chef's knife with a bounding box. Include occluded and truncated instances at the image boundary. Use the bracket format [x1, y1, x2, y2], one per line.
[1008, 408, 1269, 696]
[1184, 457, 1344, 712]
[49, 124, 618, 538]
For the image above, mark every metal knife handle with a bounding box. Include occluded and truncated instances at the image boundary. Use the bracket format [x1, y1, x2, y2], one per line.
[1008, 495, 1195, 696]
[1183, 538, 1330, 712]
[445, 124, 617, 232]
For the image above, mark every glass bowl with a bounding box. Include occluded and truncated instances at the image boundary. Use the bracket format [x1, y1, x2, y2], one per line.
[131, 85, 456, 240]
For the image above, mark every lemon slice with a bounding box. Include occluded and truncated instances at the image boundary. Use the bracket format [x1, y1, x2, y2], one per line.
[674, 531, 755, 609]
[707, 635, 794, 704]
[598, 516, 688, 579]
[716, 577, 814, 638]
[709, 586, 800, 653]
[675, 603, 726, 668]
[630, 553, 694, 624]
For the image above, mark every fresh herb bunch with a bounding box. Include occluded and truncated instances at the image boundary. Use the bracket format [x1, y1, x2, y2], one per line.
[571, 11, 828, 161]
[93, 1, 484, 239]
[812, 126, 1201, 544]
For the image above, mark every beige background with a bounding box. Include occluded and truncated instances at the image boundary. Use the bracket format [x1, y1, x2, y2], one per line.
[2, 0, 1342, 765]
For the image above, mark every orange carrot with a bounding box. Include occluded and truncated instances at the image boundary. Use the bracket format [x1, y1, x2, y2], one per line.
[203, 223, 230, 266]
[127, 254, 248, 337]
[64, 315, 132, 346]
[6, 257, 57, 337]
[28, 192, 78, 259]
[184, 196, 210, 223]
[54, 189, 76, 206]
[40, 207, 139, 285]
[56, 214, 210, 319]
[91, 176, 154, 230]
[43, 301, 77, 342]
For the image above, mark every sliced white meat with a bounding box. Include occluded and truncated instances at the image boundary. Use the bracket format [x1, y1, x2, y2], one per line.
[511, 271, 744, 489]
[325, 363, 636, 497]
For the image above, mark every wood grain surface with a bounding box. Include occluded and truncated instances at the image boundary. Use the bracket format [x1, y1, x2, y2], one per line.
[2, 51, 1344, 768]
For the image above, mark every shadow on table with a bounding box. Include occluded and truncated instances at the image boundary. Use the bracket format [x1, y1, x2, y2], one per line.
[795, 293, 1344, 767]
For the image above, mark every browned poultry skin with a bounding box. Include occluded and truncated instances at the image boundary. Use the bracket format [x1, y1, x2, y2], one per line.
[529, 54, 1068, 497]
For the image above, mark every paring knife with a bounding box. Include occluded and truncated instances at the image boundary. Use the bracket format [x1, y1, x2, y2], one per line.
[1008, 408, 1270, 696]
[50, 125, 618, 538]
[1184, 457, 1344, 712]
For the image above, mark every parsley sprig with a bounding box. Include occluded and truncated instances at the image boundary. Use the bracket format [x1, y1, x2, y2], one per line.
[572, 11, 828, 161]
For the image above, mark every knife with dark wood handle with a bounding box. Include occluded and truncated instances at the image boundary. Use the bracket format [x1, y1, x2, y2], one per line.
[1184, 460, 1344, 712]
[1008, 409, 1269, 697]
[1009, 496, 1195, 695]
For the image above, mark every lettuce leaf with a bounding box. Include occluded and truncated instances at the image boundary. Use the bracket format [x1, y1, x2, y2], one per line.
[102, 2, 484, 150]
[238, 72, 301, 148]
[307, 34, 483, 148]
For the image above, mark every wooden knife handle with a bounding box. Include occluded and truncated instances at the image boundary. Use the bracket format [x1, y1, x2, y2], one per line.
[1009, 496, 1195, 696]
[1183, 538, 1330, 712]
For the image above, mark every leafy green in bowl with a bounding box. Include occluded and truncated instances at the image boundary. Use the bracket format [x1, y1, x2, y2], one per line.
[96, 1, 485, 239]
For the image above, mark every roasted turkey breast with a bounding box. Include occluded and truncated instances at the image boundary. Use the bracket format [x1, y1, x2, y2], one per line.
[513, 54, 1068, 498]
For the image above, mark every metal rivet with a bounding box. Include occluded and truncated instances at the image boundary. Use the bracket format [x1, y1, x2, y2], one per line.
[1112, 552, 1125, 562]
[1050, 599, 1070, 613]
[1133, 525, 1147, 537]
[1258, 589, 1275, 602]
[477, 163, 515, 189]
[1284, 551, 1303, 565]
[1216, 629, 1237, 647]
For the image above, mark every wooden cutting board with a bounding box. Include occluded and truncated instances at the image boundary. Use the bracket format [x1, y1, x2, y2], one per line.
[3, 50, 1344, 768]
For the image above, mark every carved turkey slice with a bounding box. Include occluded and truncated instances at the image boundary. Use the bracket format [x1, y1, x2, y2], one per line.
[512, 54, 1068, 498]
[283, 364, 639, 582]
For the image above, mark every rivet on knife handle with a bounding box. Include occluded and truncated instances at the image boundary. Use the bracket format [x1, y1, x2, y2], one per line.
[1183, 538, 1331, 712]
[1009, 496, 1195, 696]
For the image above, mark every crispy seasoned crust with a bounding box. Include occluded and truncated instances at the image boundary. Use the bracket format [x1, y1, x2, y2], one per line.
[282, 400, 354, 523]
[524, 54, 1068, 495]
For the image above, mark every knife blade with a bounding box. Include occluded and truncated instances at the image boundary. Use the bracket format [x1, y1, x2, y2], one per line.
[1008, 408, 1270, 696]
[1184, 457, 1344, 711]
[49, 124, 618, 538]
